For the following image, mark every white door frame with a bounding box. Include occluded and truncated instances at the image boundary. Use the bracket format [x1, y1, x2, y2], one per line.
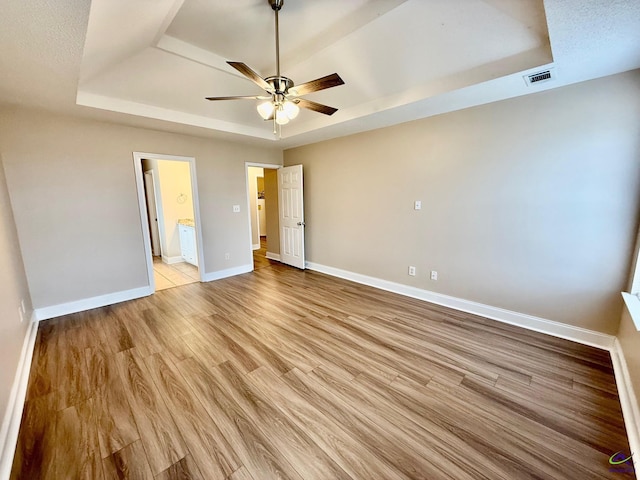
[143, 170, 161, 257]
[133, 152, 206, 291]
[245, 162, 282, 269]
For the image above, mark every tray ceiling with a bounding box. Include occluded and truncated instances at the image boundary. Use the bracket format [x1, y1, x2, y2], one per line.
[1, 0, 638, 147]
[77, 0, 551, 142]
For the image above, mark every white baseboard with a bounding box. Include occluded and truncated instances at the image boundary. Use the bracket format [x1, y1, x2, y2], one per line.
[0, 314, 38, 480]
[162, 255, 183, 265]
[265, 252, 281, 261]
[305, 262, 616, 351]
[34, 286, 153, 321]
[202, 264, 253, 282]
[610, 339, 640, 478]
[252, 244, 260, 251]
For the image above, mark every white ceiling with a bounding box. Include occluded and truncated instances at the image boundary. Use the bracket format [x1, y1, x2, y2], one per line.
[1, 0, 639, 148]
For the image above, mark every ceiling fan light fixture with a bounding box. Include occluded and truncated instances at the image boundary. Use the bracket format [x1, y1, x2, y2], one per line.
[275, 107, 290, 125]
[283, 100, 300, 119]
[205, 0, 344, 136]
[257, 101, 275, 119]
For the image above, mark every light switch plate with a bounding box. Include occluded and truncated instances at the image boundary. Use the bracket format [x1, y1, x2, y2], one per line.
[414, 200, 422, 210]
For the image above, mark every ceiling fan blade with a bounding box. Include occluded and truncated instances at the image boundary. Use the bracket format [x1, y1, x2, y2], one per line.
[227, 61, 273, 92]
[289, 73, 344, 96]
[296, 98, 338, 116]
[205, 95, 266, 101]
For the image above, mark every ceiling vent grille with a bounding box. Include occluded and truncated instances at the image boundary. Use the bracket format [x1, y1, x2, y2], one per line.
[523, 69, 555, 86]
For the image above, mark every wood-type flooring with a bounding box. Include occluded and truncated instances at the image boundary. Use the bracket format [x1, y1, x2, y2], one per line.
[253, 236, 278, 271]
[11, 263, 635, 479]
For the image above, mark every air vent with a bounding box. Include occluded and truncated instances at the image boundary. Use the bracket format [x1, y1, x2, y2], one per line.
[523, 68, 555, 87]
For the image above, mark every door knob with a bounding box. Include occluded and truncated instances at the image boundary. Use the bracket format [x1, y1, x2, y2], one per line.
[297, 221, 305, 226]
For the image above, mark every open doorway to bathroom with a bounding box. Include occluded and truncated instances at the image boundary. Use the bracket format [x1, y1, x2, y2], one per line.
[246, 163, 281, 270]
[134, 152, 205, 292]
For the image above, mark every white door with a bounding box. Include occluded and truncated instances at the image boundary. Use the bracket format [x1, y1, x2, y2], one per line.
[278, 165, 305, 269]
[144, 171, 161, 256]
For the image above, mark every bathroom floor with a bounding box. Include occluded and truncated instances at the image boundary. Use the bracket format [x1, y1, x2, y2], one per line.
[153, 257, 199, 291]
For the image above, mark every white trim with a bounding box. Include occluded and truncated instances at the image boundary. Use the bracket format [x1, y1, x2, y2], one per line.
[162, 255, 184, 265]
[202, 264, 253, 283]
[622, 292, 640, 331]
[245, 162, 282, 271]
[245, 162, 283, 168]
[0, 315, 38, 480]
[252, 244, 260, 251]
[133, 152, 207, 289]
[133, 155, 157, 292]
[610, 339, 640, 478]
[143, 170, 161, 257]
[266, 252, 281, 261]
[305, 262, 616, 350]
[34, 286, 153, 321]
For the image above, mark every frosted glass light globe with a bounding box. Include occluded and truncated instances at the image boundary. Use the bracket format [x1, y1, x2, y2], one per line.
[275, 108, 289, 125]
[257, 101, 275, 120]
[283, 100, 300, 119]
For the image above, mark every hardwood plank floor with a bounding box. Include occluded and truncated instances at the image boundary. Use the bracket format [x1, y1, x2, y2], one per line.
[253, 236, 278, 271]
[10, 263, 635, 479]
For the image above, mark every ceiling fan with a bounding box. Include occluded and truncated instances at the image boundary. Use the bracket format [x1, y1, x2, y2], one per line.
[205, 0, 345, 133]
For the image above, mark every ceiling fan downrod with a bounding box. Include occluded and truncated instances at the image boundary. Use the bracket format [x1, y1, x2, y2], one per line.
[204, 0, 343, 135]
[268, 0, 287, 135]
[269, 0, 283, 78]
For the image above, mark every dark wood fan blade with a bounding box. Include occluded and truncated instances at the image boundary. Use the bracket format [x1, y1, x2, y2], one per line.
[205, 95, 264, 101]
[296, 98, 338, 116]
[289, 73, 344, 96]
[227, 62, 273, 92]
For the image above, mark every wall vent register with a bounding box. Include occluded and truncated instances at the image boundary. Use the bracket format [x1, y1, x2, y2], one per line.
[523, 69, 555, 86]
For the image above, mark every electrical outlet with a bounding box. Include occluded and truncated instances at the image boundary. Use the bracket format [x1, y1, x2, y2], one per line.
[232, 205, 240, 213]
[414, 200, 422, 210]
[225, 253, 231, 260]
[408, 266, 416, 276]
[18, 307, 24, 323]
[430, 270, 438, 281]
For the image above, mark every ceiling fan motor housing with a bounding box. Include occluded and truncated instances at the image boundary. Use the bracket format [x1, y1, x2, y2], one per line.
[269, 0, 284, 11]
[266, 76, 293, 95]
[205, 0, 343, 128]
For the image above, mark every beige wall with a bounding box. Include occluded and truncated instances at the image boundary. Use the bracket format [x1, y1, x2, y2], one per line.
[285, 71, 640, 334]
[154, 159, 194, 260]
[0, 153, 32, 423]
[0, 107, 282, 309]
[265, 168, 280, 255]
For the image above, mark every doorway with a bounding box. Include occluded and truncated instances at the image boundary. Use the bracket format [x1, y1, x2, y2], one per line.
[246, 163, 281, 270]
[134, 152, 205, 292]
